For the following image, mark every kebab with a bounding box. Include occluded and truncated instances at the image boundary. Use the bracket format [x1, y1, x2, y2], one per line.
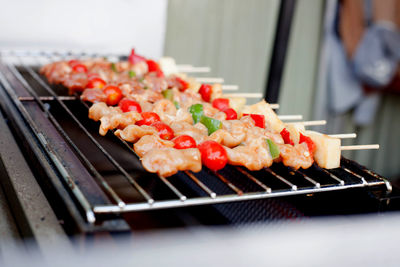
[40, 51, 378, 177]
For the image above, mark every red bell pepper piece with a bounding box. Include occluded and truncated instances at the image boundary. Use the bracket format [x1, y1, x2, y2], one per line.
[280, 128, 294, 146]
[242, 113, 265, 128]
[223, 108, 237, 120]
[176, 77, 189, 91]
[128, 48, 146, 64]
[212, 98, 230, 111]
[146, 60, 164, 77]
[299, 133, 316, 154]
[198, 84, 212, 102]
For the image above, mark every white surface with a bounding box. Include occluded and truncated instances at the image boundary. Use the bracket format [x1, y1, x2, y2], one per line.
[2, 213, 400, 266]
[0, 0, 167, 57]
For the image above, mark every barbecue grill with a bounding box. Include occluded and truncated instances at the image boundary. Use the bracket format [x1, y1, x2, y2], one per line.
[0, 50, 393, 234]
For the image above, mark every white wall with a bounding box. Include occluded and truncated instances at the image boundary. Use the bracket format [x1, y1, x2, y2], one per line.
[0, 0, 167, 58]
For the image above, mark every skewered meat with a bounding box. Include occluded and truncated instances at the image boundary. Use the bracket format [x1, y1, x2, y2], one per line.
[141, 148, 201, 177]
[225, 137, 273, 170]
[115, 125, 156, 142]
[99, 111, 141, 135]
[134, 135, 174, 157]
[209, 120, 247, 147]
[278, 143, 314, 170]
[88, 102, 121, 121]
[170, 121, 208, 144]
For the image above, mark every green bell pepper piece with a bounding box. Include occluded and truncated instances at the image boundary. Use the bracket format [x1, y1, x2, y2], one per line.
[174, 101, 180, 109]
[189, 104, 204, 124]
[162, 89, 174, 101]
[266, 139, 280, 159]
[129, 70, 136, 78]
[111, 63, 118, 72]
[200, 116, 222, 135]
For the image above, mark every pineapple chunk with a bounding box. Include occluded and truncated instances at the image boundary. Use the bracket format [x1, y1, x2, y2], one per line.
[306, 130, 341, 169]
[159, 57, 178, 76]
[210, 84, 223, 101]
[227, 97, 246, 113]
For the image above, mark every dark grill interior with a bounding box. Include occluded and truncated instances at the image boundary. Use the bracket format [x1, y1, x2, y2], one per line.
[0, 52, 392, 233]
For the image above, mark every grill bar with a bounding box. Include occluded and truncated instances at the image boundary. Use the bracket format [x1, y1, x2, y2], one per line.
[265, 168, 297, 190]
[11, 63, 127, 209]
[78, 98, 186, 203]
[0, 64, 96, 223]
[296, 170, 320, 188]
[22, 62, 154, 204]
[235, 167, 272, 193]
[212, 171, 244, 195]
[0, 51, 391, 220]
[184, 171, 217, 198]
[93, 180, 388, 213]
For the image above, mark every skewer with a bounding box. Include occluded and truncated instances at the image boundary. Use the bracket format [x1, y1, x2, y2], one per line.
[19, 96, 77, 101]
[223, 92, 263, 98]
[195, 77, 224, 83]
[341, 144, 379, 150]
[177, 66, 211, 73]
[289, 120, 327, 126]
[270, 103, 279, 109]
[278, 115, 303, 121]
[328, 133, 357, 139]
[176, 64, 192, 68]
[221, 85, 239, 91]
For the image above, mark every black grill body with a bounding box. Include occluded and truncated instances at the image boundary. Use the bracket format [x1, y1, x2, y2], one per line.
[0, 52, 394, 235]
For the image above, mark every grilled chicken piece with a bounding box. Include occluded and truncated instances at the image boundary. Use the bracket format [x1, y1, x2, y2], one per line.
[141, 148, 202, 177]
[129, 89, 163, 103]
[99, 111, 141, 135]
[278, 143, 314, 170]
[81, 88, 107, 103]
[143, 72, 168, 93]
[134, 135, 174, 157]
[170, 121, 208, 144]
[225, 137, 273, 170]
[40, 61, 72, 84]
[63, 73, 88, 92]
[88, 102, 121, 121]
[209, 120, 247, 148]
[153, 99, 177, 123]
[115, 125, 156, 142]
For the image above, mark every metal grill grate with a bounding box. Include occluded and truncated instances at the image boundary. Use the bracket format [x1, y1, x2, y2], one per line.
[0, 51, 392, 225]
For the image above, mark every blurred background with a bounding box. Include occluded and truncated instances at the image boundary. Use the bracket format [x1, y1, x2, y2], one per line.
[1, 0, 400, 266]
[1, 0, 399, 179]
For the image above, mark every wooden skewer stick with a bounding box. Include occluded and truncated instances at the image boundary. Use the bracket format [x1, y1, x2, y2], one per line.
[270, 103, 280, 109]
[278, 115, 303, 120]
[177, 66, 211, 73]
[18, 96, 77, 101]
[195, 77, 224, 83]
[328, 133, 357, 139]
[176, 64, 192, 68]
[222, 85, 239, 91]
[289, 120, 327, 126]
[223, 92, 263, 98]
[341, 144, 379, 150]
